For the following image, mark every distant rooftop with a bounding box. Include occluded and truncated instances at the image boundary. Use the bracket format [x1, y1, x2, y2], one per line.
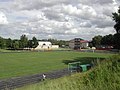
[74, 38, 83, 40]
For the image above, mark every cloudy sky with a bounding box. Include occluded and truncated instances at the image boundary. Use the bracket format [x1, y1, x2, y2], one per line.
[0, 0, 119, 40]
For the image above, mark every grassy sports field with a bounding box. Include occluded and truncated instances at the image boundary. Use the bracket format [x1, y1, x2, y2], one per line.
[17, 55, 120, 90]
[0, 51, 114, 79]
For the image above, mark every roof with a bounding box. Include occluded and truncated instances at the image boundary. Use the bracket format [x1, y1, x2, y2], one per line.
[80, 40, 89, 43]
[74, 38, 83, 40]
[38, 41, 52, 46]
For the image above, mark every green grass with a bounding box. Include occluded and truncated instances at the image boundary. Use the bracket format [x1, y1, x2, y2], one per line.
[0, 49, 13, 52]
[16, 55, 120, 90]
[0, 51, 114, 79]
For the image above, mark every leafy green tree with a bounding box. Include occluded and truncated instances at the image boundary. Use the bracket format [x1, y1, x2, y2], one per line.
[32, 37, 38, 48]
[88, 42, 93, 48]
[0, 36, 3, 48]
[101, 34, 114, 46]
[12, 40, 19, 49]
[113, 33, 120, 49]
[112, 7, 120, 34]
[6, 38, 12, 48]
[0, 37, 6, 49]
[48, 38, 69, 47]
[112, 7, 120, 49]
[92, 35, 102, 47]
[57, 40, 68, 47]
[19, 35, 28, 48]
[28, 40, 33, 48]
[48, 38, 58, 45]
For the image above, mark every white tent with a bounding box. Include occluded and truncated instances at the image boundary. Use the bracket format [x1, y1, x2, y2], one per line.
[35, 41, 52, 50]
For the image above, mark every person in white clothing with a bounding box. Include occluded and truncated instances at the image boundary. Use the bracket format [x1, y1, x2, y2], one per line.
[43, 74, 46, 81]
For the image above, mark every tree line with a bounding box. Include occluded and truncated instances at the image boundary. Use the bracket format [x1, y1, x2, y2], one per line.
[0, 35, 38, 50]
[0, 35, 69, 50]
[91, 7, 120, 50]
[91, 34, 118, 49]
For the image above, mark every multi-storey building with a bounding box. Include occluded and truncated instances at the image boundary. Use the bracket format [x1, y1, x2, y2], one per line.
[69, 38, 89, 49]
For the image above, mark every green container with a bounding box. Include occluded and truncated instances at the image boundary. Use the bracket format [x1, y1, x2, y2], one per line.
[68, 62, 80, 71]
[68, 62, 91, 72]
[80, 65, 87, 72]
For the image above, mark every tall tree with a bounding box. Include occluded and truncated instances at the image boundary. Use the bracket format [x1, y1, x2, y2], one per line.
[101, 34, 114, 46]
[12, 40, 19, 49]
[113, 33, 120, 49]
[0, 36, 6, 49]
[19, 35, 28, 48]
[6, 38, 12, 49]
[112, 7, 120, 49]
[28, 40, 33, 48]
[32, 37, 38, 48]
[112, 6, 120, 34]
[92, 35, 102, 47]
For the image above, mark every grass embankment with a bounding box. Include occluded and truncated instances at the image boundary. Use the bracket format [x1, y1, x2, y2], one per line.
[17, 55, 120, 90]
[0, 51, 113, 79]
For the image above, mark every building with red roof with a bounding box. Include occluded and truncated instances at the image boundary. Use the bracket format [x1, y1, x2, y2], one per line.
[69, 38, 89, 49]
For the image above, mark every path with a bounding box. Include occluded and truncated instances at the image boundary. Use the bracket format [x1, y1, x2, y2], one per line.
[0, 68, 71, 90]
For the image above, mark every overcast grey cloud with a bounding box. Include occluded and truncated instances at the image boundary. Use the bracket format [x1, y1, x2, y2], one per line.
[0, 0, 119, 40]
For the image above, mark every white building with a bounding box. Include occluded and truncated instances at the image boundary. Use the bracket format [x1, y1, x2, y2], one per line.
[35, 41, 59, 50]
[80, 40, 89, 48]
